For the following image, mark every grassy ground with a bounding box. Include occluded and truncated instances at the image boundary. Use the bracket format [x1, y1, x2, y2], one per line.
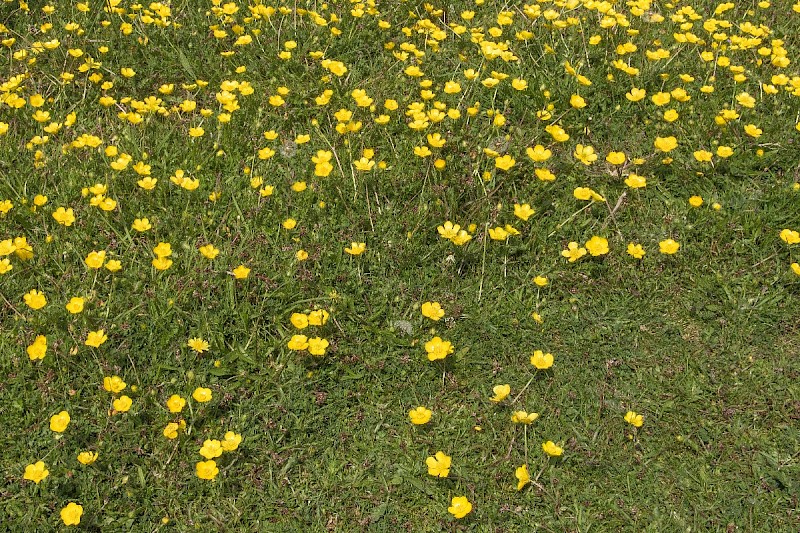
[1, 0, 799, 531]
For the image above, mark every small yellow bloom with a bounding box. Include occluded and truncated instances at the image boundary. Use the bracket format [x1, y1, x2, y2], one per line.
[515, 464, 531, 490]
[511, 410, 539, 424]
[166, 394, 186, 413]
[448, 496, 472, 519]
[26, 335, 47, 360]
[344, 242, 366, 256]
[221, 431, 242, 451]
[112, 395, 132, 412]
[77, 451, 98, 465]
[624, 410, 644, 427]
[287, 334, 309, 351]
[66, 297, 85, 314]
[659, 239, 680, 254]
[192, 387, 212, 402]
[188, 337, 209, 353]
[689, 196, 703, 207]
[531, 350, 554, 369]
[103, 375, 126, 393]
[408, 406, 432, 425]
[196, 460, 219, 480]
[542, 441, 563, 457]
[85, 329, 107, 348]
[307, 337, 329, 356]
[60, 503, 83, 526]
[421, 301, 444, 321]
[490, 384, 511, 403]
[232, 265, 250, 279]
[282, 218, 297, 230]
[23, 461, 49, 484]
[627, 243, 646, 259]
[50, 411, 71, 432]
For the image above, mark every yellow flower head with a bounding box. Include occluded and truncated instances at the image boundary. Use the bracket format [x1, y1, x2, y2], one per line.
[424, 336, 454, 361]
[421, 301, 444, 321]
[490, 384, 511, 403]
[624, 410, 644, 427]
[530, 350, 554, 369]
[448, 496, 473, 519]
[425, 451, 451, 478]
[23, 461, 49, 484]
[408, 406, 432, 425]
[50, 410, 71, 432]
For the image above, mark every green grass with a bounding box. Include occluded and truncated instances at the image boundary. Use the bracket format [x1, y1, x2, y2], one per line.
[1, 0, 800, 530]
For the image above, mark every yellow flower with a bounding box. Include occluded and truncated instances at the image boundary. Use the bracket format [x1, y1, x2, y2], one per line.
[425, 451, 451, 478]
[163, 422, 181, 439]
[85, 250, 106, 269]
[689, 195, 703, 207]
[490, 384, 511, 403]
[199, 439, 223, 459]
[693, 150, 713, 162]
[287, 334, 309, 351]
[196, 460, 219, 480]
[511, 410, 539, 424]
[344, 242, 366, 255]
[533, 276, 548, 287]
[307, 309, 329, 326]
[290, 313, 309, 329]
[494, 154, 516, 171]
[192, 387, 212, 402]
[50, 410, 70, 432]
[408, 406, 432, 425]
[424, 336, 454, 361]
[77, 451, 98, 465]
[232, 265, 250, 279]
[66, 296, 85, 314]
[52, 207, 76, 226]
[574, 144, 597, 165]
[307, 337, 329, 356]
[188, 337, 209, 353]
[27, 335, 47, 360]
[132, 218, 151, 232]
[23, 461, 49, 484]
[23, 289, 47, 310]
[282, 218, 297, 230]
[585, 236, 609, 256]
[85, 329, 107, 348]
[448, 496, 472, 519]
[221, 431, 242, 451]
[153, 242, 172, 258]
[606, 151, 626, 165]
[530, 349, 554, 369]
[152, 257, 173, 271]
[166, 395, 186, 413]
[716, 145, 734, 158]
[515, 464, 531, 490]
[779, 229, 800, 244]
[627, 243, 646, 259]
[542, 441, 564, 457]
[570, 94, 587, 109]
[60, 503, 83, 526]
[624, 410, 644, 427]
[791, 263, 800, 276]
[513, 203, 535, 221]
[654, 136, 678, 152]
[103, 375, 126, 393]
[199, 244, 220, 259]
[659, 239, 680, 254]
[624, 174, 647, 188]
[561, 242, 587, 262]
[526, 145, 552, 162]
[112, 395, 132, 412]
[421, 301, 444, 321]
[625, 87, 646, 101]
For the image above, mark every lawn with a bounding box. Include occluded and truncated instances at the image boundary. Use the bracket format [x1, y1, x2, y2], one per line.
[1, 0, 799, 531]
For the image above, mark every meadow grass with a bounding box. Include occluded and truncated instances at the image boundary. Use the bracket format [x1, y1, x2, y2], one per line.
[1, 0, 799, 530]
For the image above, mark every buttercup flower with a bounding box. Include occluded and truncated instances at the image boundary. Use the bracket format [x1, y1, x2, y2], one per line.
[221, 431, 242, 451]
[196, 460, 219, 480]
[531, 350, 554, 369]
[60, 503, 83, 526]
[448, 496, 472, 519]
[779, 229, 800, 244]
[85, 329, 107, 348]
[424, 337, 454, 361]
[409, 406, 432, 425]
[490, 384, 511, 403]
[23, 289, 47, 310]
[585, 236, 609, 256]
[344, 242, 366, 255]
[166, 395, 186, 413]
[659, 239, 680, 254]
[103, 376, 126, 393]
[421, 301, 444, 321]
[287, 334, 309, 351]
[542, 441, 564, 457]
[50, 411, 70, 432]
[77, 451, 98, 465]
[426, 451, 451, 478]
[112, 395, 132, 412]
[232, 265, 250, 279]
[307, 337, 329, 356]
[192, 387, 212, 402]
[23, 461, 49, 484]
[515, 464, 531, 490]
[561, 242, 587, 262]
[627, 243, 646, 259]
[624, 410, 644, 427]
[511, 410, 539, 424]
[27, 335, 47, 360]
[199, 439, 223, 459]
